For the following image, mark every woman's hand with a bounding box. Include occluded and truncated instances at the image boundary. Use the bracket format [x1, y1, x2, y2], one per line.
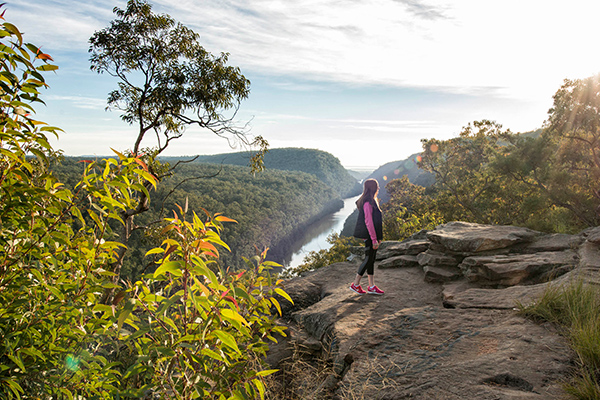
[373, 240, 380, 250]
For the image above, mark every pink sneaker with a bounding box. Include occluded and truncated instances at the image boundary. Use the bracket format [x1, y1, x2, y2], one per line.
[350, 283, 366, 295]
[367, 285, 384, 295]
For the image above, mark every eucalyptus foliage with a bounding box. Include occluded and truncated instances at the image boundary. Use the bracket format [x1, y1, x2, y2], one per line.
[1, 7, 289, 399]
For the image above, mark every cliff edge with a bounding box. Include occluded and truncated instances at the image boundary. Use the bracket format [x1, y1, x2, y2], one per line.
[270, 222, 600, 399]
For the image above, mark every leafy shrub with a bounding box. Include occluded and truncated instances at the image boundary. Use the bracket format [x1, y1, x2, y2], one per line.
[0, 9, 290, 399]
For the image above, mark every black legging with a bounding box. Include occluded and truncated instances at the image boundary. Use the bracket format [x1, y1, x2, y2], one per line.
[357, 238, 377, 276]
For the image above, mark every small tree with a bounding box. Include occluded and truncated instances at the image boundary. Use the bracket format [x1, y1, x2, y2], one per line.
[492, 75, 600, 231]
[545, 74, 600, 226]
[419, 120, 514, 224]
[382, 176, 444, 240]
[89, 0, 269, 286]
[89, 0, 266, 159]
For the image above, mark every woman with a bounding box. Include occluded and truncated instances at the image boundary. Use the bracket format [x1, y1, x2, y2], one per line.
[350, 178, 384, 295]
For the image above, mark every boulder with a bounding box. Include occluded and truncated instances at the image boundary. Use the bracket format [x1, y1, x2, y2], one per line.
[427, 221, 542, 253]
[423, 265, 463, 283]
[521, 233, 583, 253]
[582, 226, 600, 244]
[442, 283, 548, 309]
[460, 251, 578, 286]
[579, 241, 600, 269]
[378, 254, 419, 269]
[376, 239, 430, 259]
[417, 250, 461, 268]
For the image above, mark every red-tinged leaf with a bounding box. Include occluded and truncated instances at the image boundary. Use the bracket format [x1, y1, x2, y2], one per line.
[163, 244, 178, 260]
[220, 289, 230, 299]
[225, 296, 238, 309]
[112, 290, 127, 305]
[215, 215, 237, 223]
[261, 247, 269, 259]
[133, 157, 149, 171]
[36, 51, 53, 61]
[236, 271, 245, 279]
[200, 207, 211, 218]
[159, 224, 175, 236]
[195, 241, 218, 253]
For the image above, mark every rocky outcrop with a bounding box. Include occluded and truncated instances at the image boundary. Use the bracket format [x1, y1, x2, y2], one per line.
[271, 222, 600, 399]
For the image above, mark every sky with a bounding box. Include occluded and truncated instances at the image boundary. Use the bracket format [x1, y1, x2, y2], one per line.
[8, 0, 600, 169]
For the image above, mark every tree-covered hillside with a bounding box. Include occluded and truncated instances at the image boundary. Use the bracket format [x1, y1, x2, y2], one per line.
[365, 153, 434, 203]
[53, 158, 342, 277]
[162, 147, 362, 197]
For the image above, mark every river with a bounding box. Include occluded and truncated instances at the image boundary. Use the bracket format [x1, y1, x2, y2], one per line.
[282, 195, 360, 269]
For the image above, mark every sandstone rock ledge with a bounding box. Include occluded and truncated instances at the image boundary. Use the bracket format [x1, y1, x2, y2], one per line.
[271, 222, 600, 400]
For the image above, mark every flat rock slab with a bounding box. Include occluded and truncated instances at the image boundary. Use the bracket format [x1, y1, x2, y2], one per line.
[423, 265, 463, 283]
[460, 251, 578, 286]
[583, 226, 600, 244]
[579, 241, 600, 269]
[378, 255, 419, 269]
[522, 233, 584, 253]
[417, 250, 461, 268]
[443, 268, 600, 310]
[443, 282, 547, 310]
[377, 239, 430, 260]
[427, 222, 543, 253]
[279, 261, 572, 399]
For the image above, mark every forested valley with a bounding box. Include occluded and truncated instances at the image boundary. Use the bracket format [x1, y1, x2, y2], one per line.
[52, 150, 359, 280]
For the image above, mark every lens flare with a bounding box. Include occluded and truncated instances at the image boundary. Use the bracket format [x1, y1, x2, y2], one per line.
[66, 354, 80, 371]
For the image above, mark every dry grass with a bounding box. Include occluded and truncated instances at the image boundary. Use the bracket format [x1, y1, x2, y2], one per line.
[265, 339, 335, 400]
[517, 278, 600, 399]
[336, 356, 404, 400]
[265, 340, 405, 400]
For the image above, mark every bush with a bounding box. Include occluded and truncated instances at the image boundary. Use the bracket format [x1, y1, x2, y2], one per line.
[0, 9, 290, 399]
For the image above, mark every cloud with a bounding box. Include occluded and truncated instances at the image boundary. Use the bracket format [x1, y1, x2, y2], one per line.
[10, 0, 116, 51]
[393, 0, 449, 20]
[45, 95, 107, 110]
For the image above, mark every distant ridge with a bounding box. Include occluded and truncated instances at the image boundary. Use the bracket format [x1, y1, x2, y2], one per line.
[366, 153, 433, 203]
[162, 147, 362, 198]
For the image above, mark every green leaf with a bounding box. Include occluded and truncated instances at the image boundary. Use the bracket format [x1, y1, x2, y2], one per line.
[36, 64, 58, 72]
[213, 330, 241, 354]
[154, 260, 183, 277]
[253, 378, 266, 400]
[145, 247, 165, 256]
[3, 22, 23, 43]
[201, 348, 225, 362]
[254, 369, 278, 377]
[220, 308, 249, 327]
[275, 288, 294, 305]
[7, 354, 26, 372]
[117, 299, 135, 331]
[270, 297, 281, 316]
